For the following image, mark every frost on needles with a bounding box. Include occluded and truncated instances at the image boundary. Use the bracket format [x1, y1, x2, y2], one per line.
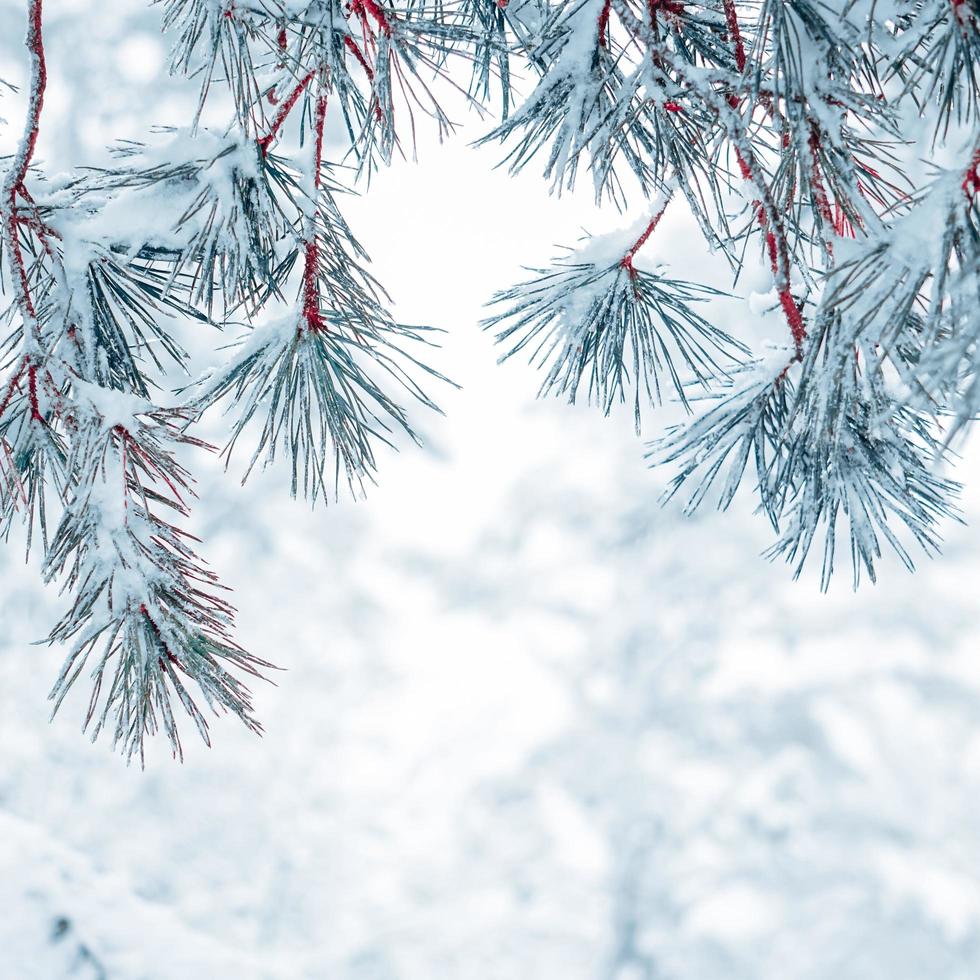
[483, 0, 978, 589]
[0, 0, 464, 760]
[0, 0, 978, 757]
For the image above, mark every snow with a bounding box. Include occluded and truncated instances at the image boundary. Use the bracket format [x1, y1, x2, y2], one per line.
[72, 379, 154, 429]
[0, 811, 267, 978]
[1, 0, 980, 977]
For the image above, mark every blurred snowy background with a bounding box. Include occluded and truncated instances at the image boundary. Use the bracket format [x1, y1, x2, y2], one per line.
[3, 1, 980, 977]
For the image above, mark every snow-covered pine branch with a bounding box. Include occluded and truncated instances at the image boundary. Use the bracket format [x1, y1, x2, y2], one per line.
[1, 0, 495, 757]
[0, 0, 978, 756]
[42, 393, 271, 764]
[486, 0, 980, 589]
[485, 187, 749, 428]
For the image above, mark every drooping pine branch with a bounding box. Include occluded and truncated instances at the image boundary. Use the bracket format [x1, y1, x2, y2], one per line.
[485, 184, 748, 428]
[2, 0, 980, 763]
[482, 0, 976, 588]
[5, 0, 510, 756]
[43, 400, 272, 764]
[0, 0, 276, 761]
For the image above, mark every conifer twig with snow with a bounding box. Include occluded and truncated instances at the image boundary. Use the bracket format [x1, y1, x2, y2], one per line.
[1, 0, 979, 758]
[486, 0, 978, 589]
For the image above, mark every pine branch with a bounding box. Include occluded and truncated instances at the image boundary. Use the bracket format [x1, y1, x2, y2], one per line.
[1, 0, 271, 759]
[490, 0, 972, 587]
[3, 0, 980, 761]
[485, 189, 747, 427]
[43, 401, 273, 764]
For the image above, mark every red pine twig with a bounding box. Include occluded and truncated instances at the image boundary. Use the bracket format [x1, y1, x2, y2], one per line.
[621, 193, 673, 277]
[257, 69, 315, 155]
[2, 0, 47, 334]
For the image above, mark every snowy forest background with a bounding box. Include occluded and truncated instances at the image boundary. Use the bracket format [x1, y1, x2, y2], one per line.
[3, 0, 980, 976]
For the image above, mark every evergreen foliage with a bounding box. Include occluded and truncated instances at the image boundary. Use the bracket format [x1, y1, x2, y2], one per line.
[0, 0, 977, 756]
